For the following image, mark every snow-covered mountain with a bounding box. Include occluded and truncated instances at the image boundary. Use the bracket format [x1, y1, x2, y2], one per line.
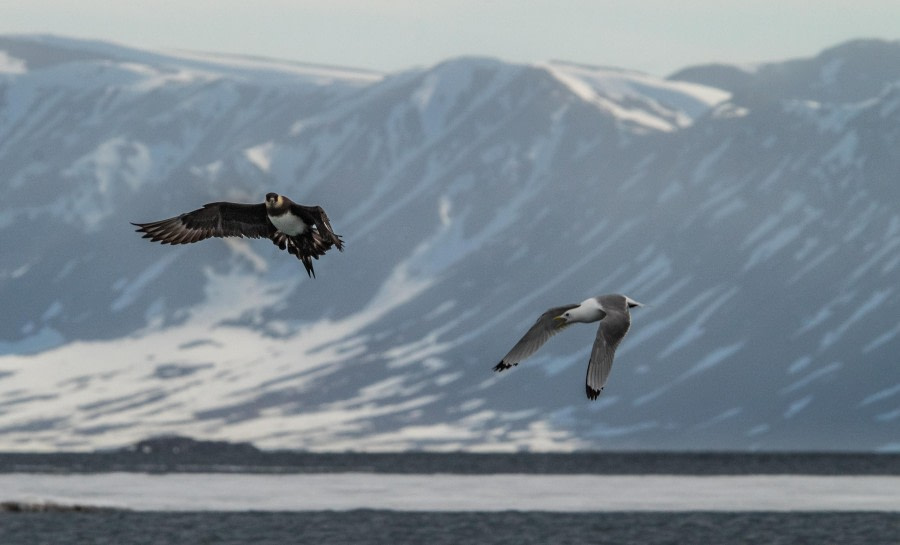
[1, 35, 898, 452]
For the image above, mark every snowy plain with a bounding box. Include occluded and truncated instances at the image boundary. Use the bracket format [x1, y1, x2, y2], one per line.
[1, 473, 899, 512]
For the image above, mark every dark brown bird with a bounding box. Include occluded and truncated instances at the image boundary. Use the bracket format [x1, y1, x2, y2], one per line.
[132, 193, 343, 277]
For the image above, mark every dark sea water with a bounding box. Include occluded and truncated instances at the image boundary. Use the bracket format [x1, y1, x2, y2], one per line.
[2, 511, 898, 545]
[2, 448, 898, 475]
[1, 447, 898, 544]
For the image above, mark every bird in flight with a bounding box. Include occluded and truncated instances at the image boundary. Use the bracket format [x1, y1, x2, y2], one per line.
[132, 193, 343, 277]
[493, 294, 643, 399]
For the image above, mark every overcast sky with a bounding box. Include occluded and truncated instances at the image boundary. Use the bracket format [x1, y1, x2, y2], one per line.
[3, 1, 899, 75]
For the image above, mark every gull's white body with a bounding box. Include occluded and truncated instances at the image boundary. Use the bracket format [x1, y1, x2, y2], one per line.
[562, 298, 606, 323]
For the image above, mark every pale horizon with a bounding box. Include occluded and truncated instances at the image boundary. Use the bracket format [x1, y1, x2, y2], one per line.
[3, 1, 899, 76]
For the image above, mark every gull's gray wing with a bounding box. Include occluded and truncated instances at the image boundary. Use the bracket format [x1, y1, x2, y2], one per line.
[585, 309, 632, 399]
[133, 202, 272, 244]
[493, 304, 578, 372]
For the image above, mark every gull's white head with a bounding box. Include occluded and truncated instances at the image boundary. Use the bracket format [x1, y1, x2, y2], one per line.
[556, 298, 605, 324]
[556, 311, 573, 324]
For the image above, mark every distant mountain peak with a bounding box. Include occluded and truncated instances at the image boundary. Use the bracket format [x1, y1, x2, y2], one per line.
[670, 38, 900, 104]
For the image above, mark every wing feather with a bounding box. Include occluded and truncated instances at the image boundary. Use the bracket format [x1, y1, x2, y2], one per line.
[291, 203, 344, 251]
[585, 310, 631, 399]
[493, 304, 578, 372]
[133, 202, 272, 244]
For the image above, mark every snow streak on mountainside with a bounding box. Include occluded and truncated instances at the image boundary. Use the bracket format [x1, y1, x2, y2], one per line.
[0, 35, 898, 452]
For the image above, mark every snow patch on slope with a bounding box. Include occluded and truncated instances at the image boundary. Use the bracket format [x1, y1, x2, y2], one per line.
[0, 50, 26, 74]
[543, 61, 730, 131]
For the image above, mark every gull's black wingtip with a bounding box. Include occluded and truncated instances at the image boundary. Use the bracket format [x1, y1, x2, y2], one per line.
[493, 361, 515, 372]
[586, 385, 603, 400]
